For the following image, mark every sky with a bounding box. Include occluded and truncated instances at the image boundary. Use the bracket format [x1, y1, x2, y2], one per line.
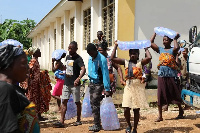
[0, 0, 61, 24]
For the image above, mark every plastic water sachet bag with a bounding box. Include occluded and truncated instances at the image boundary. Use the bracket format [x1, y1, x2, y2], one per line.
[82, 87, 93, 117]
[65, 94, 77, 120]
[100, 97, 120, 130]
[118, 40, 151, 50]
[52, 49, 67, 60]
[154, 27, 179, 39]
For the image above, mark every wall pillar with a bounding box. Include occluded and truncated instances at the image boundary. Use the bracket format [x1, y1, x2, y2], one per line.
[56, 17, 61, 49]
[74, 2, 82, 54]
[64, 10, 70, 50]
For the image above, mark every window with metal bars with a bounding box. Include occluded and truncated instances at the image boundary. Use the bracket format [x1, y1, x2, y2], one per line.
[102, 0, 115, 47]
[54, 29, 56, 50]
[83, 8, 91, 50]
[70, 17, 75, 42]
[61, 23, 64, 49]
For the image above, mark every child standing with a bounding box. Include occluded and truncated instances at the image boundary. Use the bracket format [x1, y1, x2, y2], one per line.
[52, 53, 66, 112]
[111, 41, 151, 133]
[150, 33, 184, 122]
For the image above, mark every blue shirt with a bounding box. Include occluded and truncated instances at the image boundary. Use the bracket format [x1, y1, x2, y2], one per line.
[158, 47, 177, 77]
[88, 52, 110, 91]
[54, 69, 65, 80]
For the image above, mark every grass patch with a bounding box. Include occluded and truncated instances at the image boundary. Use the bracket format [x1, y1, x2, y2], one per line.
[116, 87, 124, 90]
[43, 111, 50, 114]
[48, 71, 54, 76]
[117, 109, 123, 114]
[51, 117, 57, 120]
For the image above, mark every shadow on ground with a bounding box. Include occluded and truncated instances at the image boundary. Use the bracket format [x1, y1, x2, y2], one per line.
[165, 114, 200, 121]
[144, 127, 193, 133]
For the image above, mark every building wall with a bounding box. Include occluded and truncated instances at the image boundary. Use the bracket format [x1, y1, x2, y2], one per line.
[117, 0, 135, 87]
[31, 0, 117, 73]
[134, 0, 200, 71]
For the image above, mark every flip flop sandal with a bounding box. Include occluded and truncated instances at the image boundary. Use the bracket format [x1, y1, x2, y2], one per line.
[53, 122, 65, 128]
[175, 115, 184, 119]
[73, 121, 82, 126]
[125, 127, 132, 133]
[89, 125, 100, 132]
[154, 118, 163, 122]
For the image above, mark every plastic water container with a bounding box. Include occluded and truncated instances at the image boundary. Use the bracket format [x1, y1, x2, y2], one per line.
[65, 95, 77, 120]
[100, 97, 120, 130]
[82, 87, 93, 117]
[118, 40, 151, 50]
[154, 27, 178, 39]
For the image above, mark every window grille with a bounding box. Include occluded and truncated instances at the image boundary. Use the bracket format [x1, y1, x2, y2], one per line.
[102, 0, 115, 46]
[61, 23, 64, 49]
[83, 8, 91, 50]
[70, 17, 75, 42]
[54, 29, 56, 50]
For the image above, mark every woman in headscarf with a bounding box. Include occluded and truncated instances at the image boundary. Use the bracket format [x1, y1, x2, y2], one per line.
[27, 47, 52, 121]
[20, 49, 33, 90]
[0, 44, 40, 132]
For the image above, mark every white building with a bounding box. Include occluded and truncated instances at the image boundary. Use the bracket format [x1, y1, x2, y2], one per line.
[28, 0, 200, 75]
[28, 0, 117, 72]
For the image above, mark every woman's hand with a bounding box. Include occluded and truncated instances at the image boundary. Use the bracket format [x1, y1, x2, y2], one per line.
[174, 33, 180, 40]
[114, 40, 118, 46]
[120, 79, 126, 86]
[52, 58, 56, 62]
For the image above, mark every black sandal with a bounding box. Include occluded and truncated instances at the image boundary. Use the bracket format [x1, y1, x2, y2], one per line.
[73, 121, 82, 126]
[53, 122, 65, 128]
[132, 129, 137, 133]
[88, 125, 101, 132]
[175, 115, 184, 119]
[125, 127, 132, 133]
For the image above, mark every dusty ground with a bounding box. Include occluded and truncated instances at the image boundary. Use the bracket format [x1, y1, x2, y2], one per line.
[40, 97, 200, 133]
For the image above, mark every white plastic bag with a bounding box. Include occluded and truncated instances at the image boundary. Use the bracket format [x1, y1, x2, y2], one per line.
[82, 87, 93, 117]
[100, 97, 120, 130]
[65, 94, 77, 120]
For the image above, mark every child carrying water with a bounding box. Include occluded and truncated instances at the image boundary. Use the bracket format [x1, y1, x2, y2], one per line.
[111, 41, 151, 133]
[150, 32, 184, 122]
[52, 53, 66, 112]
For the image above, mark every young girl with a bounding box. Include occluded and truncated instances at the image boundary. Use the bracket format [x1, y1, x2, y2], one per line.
[111, 41, 151, 133]
[52, 53, 66, 112]
[150, 33, 184, 122]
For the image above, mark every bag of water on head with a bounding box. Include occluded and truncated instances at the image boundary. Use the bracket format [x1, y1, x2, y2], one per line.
[82, 87, 93, 117]
[65, 94, 77, 120]
[100, 97, 120, 130]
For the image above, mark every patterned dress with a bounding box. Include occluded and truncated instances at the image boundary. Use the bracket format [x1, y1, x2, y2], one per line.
[157, 47, 182, 106]
[27, 58, 52, 113]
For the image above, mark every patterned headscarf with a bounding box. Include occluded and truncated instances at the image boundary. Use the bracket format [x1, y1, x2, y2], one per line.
[0, 44, 25, 71]
[28, 47, 39, 56]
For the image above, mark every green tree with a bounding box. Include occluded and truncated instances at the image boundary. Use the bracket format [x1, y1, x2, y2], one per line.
[0, 19, 36, 49]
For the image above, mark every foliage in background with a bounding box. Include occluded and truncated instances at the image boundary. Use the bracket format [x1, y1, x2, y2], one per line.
[0, 19, 36, 49]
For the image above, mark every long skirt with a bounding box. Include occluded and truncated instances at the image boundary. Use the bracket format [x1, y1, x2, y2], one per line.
[157, 77, 182, 106]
